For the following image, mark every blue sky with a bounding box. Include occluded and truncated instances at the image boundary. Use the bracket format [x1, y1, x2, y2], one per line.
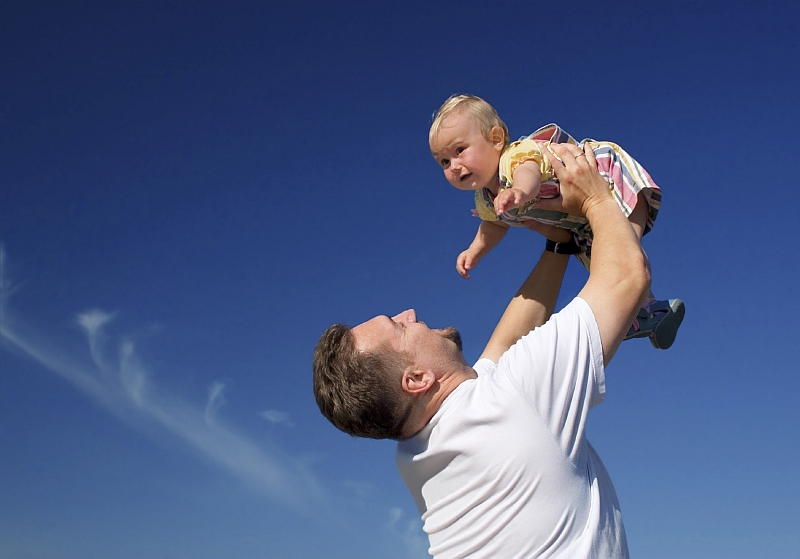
[1, 1, 798, 558]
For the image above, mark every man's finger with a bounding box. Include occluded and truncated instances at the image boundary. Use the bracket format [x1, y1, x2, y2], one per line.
[550, 143, 583, 158]
[580, 143, 597, 167]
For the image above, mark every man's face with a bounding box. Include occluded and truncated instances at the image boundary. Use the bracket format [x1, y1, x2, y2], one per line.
[351, 309, 463, 368]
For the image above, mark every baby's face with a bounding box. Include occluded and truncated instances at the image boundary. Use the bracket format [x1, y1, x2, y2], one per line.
[431, 114, 504, 192]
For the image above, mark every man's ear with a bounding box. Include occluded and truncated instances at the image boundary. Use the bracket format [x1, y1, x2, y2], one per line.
[401, 368, 435, 395]
[490, 126, 505, 151]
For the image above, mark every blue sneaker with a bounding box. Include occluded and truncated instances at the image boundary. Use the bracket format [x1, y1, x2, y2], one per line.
[625, 298, 685, 349]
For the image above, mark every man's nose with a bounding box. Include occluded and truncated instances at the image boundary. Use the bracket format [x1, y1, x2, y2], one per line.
[392, 309, 417, 323]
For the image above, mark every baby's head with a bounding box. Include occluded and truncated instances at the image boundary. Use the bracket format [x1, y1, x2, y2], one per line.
[429, 95, 509, 153]
[429, 95, 509, 192]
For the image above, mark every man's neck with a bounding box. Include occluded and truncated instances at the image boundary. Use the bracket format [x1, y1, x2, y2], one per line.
[405, 365, 477, 438]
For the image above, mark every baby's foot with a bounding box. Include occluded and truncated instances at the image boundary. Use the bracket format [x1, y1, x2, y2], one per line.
[625, 298, 685, 349]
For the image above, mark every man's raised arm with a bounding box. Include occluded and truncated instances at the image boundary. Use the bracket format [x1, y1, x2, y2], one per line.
[548, 143, 651, 365]
[480, 241, 570, 363]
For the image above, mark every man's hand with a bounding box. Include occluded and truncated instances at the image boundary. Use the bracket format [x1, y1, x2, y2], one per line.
[544, 143, 612, 217]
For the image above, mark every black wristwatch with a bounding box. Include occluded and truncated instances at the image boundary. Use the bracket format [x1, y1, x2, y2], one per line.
[545, 238, 581, 255]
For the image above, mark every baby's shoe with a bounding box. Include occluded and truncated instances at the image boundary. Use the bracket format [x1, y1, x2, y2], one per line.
[625, 298, 685, 349]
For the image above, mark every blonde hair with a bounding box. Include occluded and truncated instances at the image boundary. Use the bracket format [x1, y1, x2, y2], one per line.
[429, 94, 509, 149]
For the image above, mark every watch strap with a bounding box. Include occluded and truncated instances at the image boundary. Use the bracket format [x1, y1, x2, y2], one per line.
[545, 238, 581, 255]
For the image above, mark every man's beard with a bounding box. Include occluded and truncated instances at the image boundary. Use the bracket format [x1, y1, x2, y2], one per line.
[438, 327, 463, 353]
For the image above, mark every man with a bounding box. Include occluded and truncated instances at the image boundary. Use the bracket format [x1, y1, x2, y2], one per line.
[313, 143, 650, 558]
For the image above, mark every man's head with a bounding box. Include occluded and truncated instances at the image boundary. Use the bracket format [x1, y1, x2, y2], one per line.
[313, 310, 466, 440]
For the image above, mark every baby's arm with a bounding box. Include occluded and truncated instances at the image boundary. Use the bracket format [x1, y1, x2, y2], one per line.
[494, 161, 542, 215]
[457, 220, 509, 279]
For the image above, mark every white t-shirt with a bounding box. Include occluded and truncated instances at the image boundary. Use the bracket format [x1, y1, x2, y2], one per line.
[396, 298, 628, 558]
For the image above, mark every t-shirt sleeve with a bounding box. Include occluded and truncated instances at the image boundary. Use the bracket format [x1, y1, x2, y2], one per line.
[472, 357, 496, 377]
[495, 297, 605, 460]
[499, 138, 556, 188]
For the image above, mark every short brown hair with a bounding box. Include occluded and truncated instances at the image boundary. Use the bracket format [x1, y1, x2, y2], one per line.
[313, 324, 414, 440]
[429, 94, 509, 150]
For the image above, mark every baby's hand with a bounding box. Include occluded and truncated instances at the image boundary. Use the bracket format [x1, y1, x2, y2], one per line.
[456, 248, 482, 279]
[494, 187, 528, 216]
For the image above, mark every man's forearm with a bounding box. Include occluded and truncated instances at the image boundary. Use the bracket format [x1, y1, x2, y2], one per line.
[480, 250, 569, 362]
[579, 197, 651, 364]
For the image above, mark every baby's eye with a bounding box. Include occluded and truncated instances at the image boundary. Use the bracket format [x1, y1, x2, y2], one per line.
[440, 159, 450, 168]
[456, 146, 465, 154]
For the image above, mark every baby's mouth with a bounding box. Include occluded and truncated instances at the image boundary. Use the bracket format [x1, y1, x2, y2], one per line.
[460, 173, 472, 182]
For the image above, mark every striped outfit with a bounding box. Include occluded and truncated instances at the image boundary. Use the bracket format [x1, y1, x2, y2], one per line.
[473, 124, 661, 268]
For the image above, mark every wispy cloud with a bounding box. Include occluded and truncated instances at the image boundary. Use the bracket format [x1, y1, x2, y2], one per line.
[0, 298, 325, 517]
[259, 409, 293, 426]
[205, 381, 227, 425]
[343, 479, 377, 500]
[387, 508, 430, 559]
[76, 309, 117, 371]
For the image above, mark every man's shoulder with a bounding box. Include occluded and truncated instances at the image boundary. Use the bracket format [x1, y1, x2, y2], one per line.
[508, 297, 601, 364]
[562, 297, 596, 323]
[532, 297, 597, 337]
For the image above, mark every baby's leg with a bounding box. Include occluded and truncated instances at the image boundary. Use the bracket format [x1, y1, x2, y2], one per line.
[627, 192, 652, 295]
[624, 191, 685, 349]
[591, 140, 660, 239]
[628, 191, 649, 241]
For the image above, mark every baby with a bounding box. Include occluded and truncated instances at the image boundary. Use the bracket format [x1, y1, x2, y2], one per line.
[429, 94, 684, 349]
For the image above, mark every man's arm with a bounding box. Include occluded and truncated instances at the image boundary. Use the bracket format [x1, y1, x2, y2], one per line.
[547, 143, 651, 365]
[480, 247, 569, 363]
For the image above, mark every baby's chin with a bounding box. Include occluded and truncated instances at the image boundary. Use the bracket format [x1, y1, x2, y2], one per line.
[453, 180, 482, 192]
[451, 178, 478, 191]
